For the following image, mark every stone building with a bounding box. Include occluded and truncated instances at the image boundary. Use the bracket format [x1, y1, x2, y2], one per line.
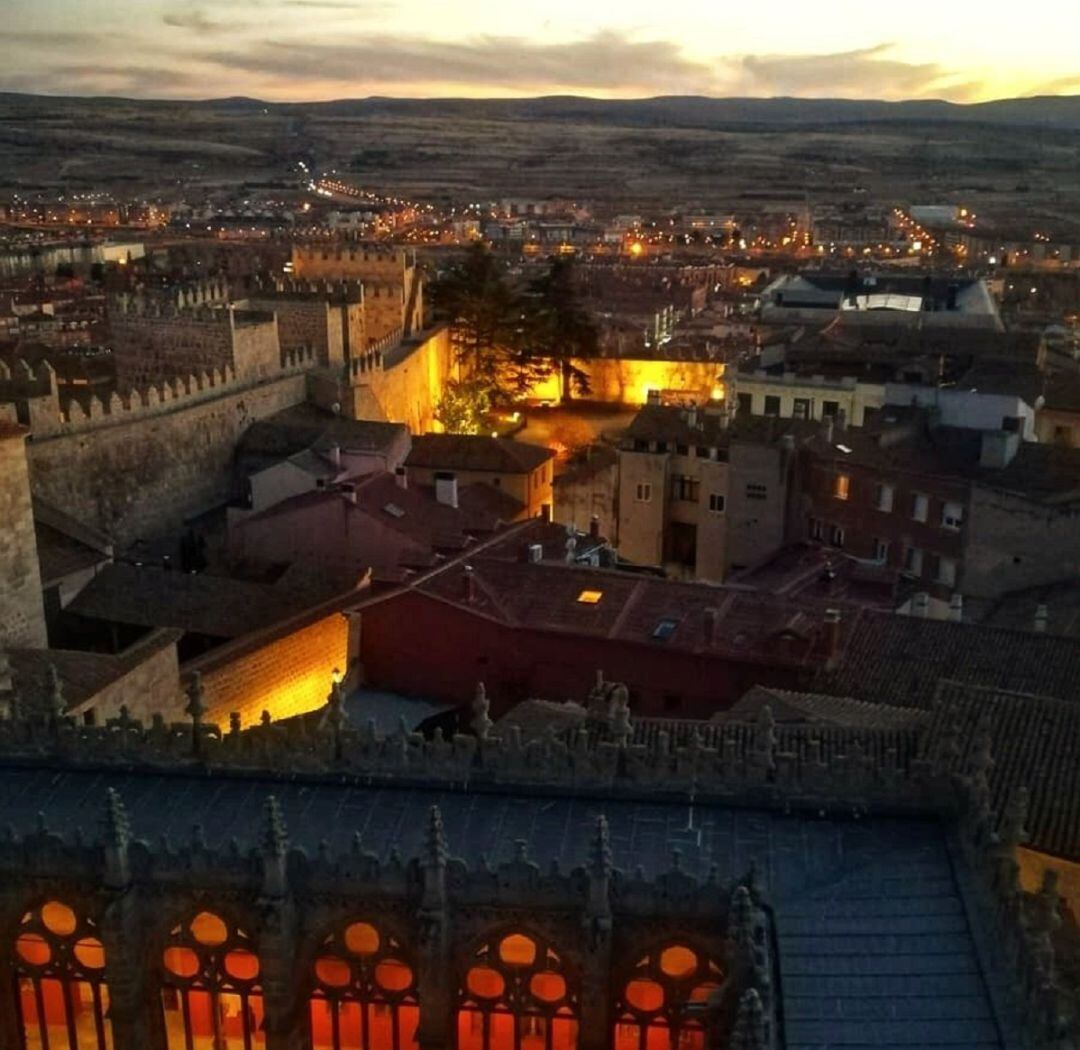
[616, 405, 800, 582]
[0, 671, 1072, 1050]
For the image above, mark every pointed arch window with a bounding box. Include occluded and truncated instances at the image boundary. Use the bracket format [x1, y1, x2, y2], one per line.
[613, 944, 724, 1050]
[13, 900, 113, 1050]
[457, 932, 578, 1050]
[160, 911, 265, 1050]
[309, 920, 419, 1050]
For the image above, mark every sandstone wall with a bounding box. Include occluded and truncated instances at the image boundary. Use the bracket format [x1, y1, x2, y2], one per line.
[523, 357, 725, 405]
[73, 630, 184, 724]
[192, 611, 349, 729]
[0, 427, 47, 648]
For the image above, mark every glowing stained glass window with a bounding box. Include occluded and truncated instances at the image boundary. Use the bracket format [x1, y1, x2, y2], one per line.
[615, 944, 724, 1050]
[458, 933, 577, 1050]
[160, 911, 265, 1050]
[309, 920, 419, 1050]
[13, 901, 113, 1050]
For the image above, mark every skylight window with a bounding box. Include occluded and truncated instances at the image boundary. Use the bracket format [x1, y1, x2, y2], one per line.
[652, 618, 679, 640]
[836, 444, 853, 454]
[577, 590, 603, 604]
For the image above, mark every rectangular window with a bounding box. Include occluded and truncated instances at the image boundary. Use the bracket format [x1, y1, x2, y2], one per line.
[737, 392, 753, 416]
[708, 493, 726, 513]
[809, 517, 824, 541]
[671, 475, 700, 503]
[904, 547, 924, 575]
[746, 483, 767, 501]
[793, 397, 812, 420]
[675, 443, 689, 456]
[634, 483, 652, 503]
[822, 400, 840, 417]
[942, 501, 964, 530]
[764, 395, 781, 417]
[834, 474, 850, 500]
[830, 524, 845, 548]
[938, 556, 957, 587]
[912, 492, 929, 523]
[577, 589, 603, 604]
[876, 483, 894, 512]
[873, 538, 889, 563]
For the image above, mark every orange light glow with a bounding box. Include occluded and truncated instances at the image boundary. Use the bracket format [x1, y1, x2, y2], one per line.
[624, 979, 664, 1012]
[467, 966, 505, 1000]
[529, 972, 567, 1003]
[16, 933, 51, 966]
[315, 956, 351, 987]
[344, 922, 380, 956]
[42, 901, 77, 937]
[163, 946, 200, 978]
[659, 945, 698, 979]
[190, 912, 228, 947]
[499, 934, 537, 966]
[224, 950, 260, 981]
[374, 959, 414, 992]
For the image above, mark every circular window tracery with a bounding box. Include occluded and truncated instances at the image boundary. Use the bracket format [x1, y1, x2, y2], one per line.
[614, 944, 724, 1050]
[160, 910, 265, 1049]
[13, 901, 113, 1050]
[457, 931, 578, 1050]
[309, 919, 419, 1050]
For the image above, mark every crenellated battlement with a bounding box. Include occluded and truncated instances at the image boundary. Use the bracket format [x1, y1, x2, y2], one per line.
[246, 274, 365, 303]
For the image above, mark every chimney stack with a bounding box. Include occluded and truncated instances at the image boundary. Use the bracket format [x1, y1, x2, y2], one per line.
[912, 592, 930, 619]
[527, 543, 544, 563]
[340, 482, 357, 505]
[686, 403, 698, 429]
[463, 564, 476, 603]
[434, 471, 459, 509]
[1034, 603, 1049, 633]
[394, 466, 408, 490]
[328, 443, 341, 469]
[589, 516, 601, 540]
[822, 414, 835, 445]
[948, 593, 964, 623]
[823, 608, 842, 665]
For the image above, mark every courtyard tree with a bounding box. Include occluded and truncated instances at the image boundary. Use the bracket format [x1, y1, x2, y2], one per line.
[524, 257, 598, 401]
[434, 377, 492, 435]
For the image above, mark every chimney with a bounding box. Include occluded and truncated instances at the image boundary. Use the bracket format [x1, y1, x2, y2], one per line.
[686, 403, 698, 428]
[979, 430, 1020, 470]
[912, 592, 931, 619]
[527, 543, 544, 563]
[948, 593, 964, 623]
[822, 414, 835, 445]
[328, 443, 341, 468]
[394, 466, 408, 490]
[1034, 603, 1049, 633]
[835, 408, 848, 433]
[646, 389, 661, 406]
[340, 482, 357, 505]
[589, 516, 601, 540]
[463, 564, 476, 603]
[703, 607, 718, 648]
[823, 608, 842, 665]
[434, 470, 459, 508]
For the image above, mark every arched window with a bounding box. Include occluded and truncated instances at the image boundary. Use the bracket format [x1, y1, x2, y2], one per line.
[614, 944, 723, 1050]
[14, 900, 113, 1050]
[309, 920, 419, 1050]
[457, 932, 577, 1050]
[160, 910, 265, 1050]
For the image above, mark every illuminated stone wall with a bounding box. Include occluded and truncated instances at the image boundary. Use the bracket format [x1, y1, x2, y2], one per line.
[0, 426, 47, 648]
[192, 611, 349, 729]
[523, 357, 725, 406]
[1019, 846, 1080, 920]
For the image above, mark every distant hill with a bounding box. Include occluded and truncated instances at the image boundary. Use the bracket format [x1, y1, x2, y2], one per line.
[2, 91, 1080, 131]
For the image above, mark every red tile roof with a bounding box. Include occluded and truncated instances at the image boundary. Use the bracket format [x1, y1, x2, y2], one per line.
[406, 433, 554, 474]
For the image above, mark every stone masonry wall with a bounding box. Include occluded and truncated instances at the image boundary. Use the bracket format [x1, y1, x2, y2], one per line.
[191, 611, 349, 729]
[0, 427, 47, 648]
[28, 372, 307, 546]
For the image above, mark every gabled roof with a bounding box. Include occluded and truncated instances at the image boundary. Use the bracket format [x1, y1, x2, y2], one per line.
[406, 433, 553, 474]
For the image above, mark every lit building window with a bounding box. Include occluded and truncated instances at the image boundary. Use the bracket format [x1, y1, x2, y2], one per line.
[310, 921, 418, 1050]
[14, 901, 113, 1050]
[457, 932, 577, 1050]
[613, 944, 724, 1050]
[941, 501, 964, 530]
[577, 590, 603, 605]
[161, 911, 265, 1049]
[833, 474, 850, 500]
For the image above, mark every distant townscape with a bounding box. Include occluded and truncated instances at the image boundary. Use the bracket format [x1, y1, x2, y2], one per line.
[0, 89, 1078, 1050]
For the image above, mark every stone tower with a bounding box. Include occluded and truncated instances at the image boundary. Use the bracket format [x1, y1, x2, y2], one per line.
[0, 421, 47, 648]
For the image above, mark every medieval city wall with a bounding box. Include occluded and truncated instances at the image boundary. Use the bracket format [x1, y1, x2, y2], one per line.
[189, 610, 349, 729]
[348, 326, 453, 434]
[291, 246, 414, 282]
[27, 363, 309, 546]
[363, 281, 408, 342]
[0, 427, 48, 648]
[524, 356, 725, 405]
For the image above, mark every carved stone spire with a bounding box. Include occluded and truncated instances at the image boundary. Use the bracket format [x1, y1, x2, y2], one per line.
[999, 786, 1029, 852]
[185, 672, 206, 756]
[730, 884, 755, 950]
[730, 988, 766, 1050]
[470, 682, 493, 741]
[320, 677, 349, 758]
[102, 788, 131, 889]
[750, 705, 777, 780]
[260, 795, 288, 898]
[585, 814, 613, 945]
[47, 664, 66, 721]
[421, 805, 448, 911]
[608, 684, 632, 747]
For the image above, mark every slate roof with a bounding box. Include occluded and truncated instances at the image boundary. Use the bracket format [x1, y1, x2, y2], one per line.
[239, 405, 407, 460]
[727, 686, 930, 731]
[0, 760, 1005, 1047]
[67, 564, 332, 639]
[625, 404, 729, 447]
[980, 579, 1080, 640]
[34, 523, 108, 583]
[406, 433, 553, 474]
[930, 681, 1080, 861]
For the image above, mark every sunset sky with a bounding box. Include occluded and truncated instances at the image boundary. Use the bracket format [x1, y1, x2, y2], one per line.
[3, 0, 1079, 103]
